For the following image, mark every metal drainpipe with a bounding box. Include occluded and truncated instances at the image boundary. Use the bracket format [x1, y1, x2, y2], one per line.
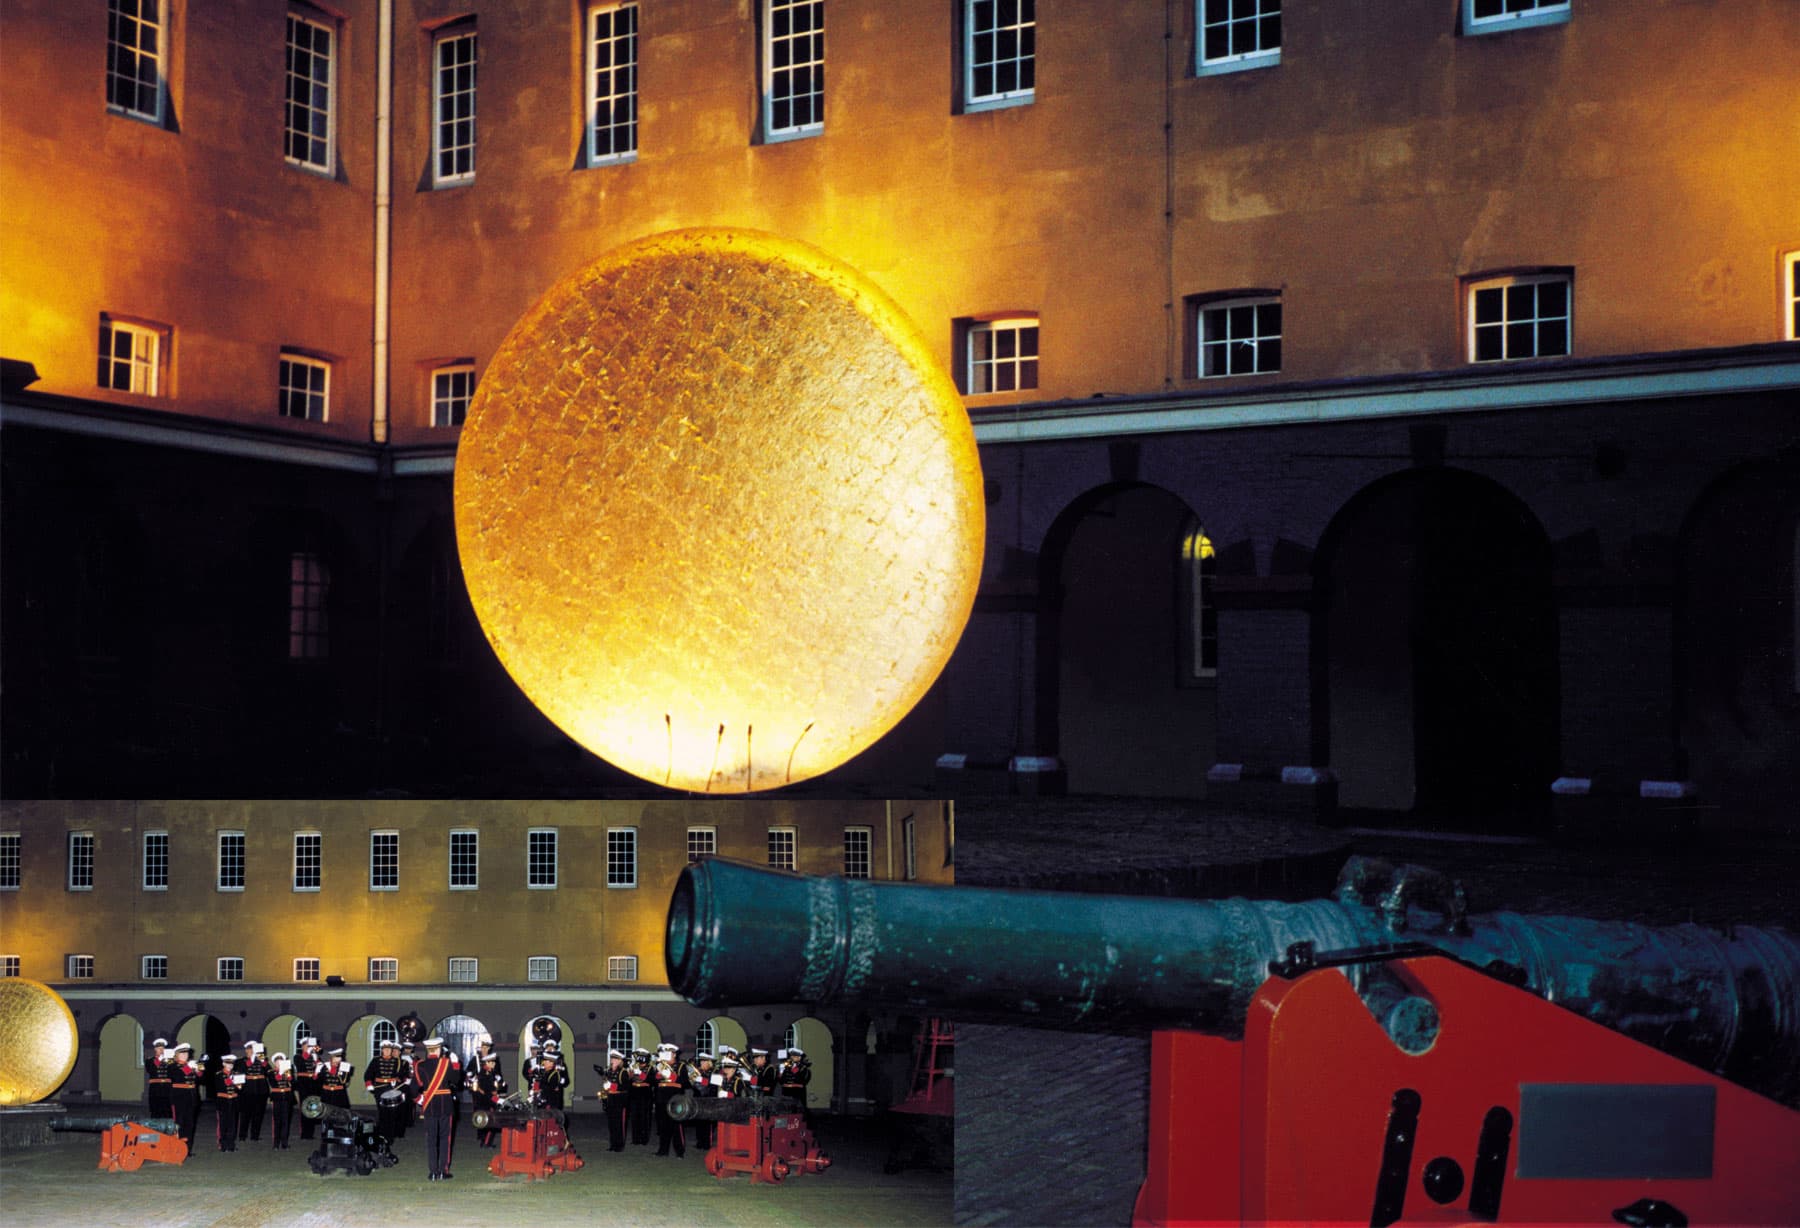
[372, 0, 393, 445]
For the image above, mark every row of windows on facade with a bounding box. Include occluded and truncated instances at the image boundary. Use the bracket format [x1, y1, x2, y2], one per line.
[0, 825, 877, 894]
[107, 1, 1576, 187]
[11, 952, 635, 986]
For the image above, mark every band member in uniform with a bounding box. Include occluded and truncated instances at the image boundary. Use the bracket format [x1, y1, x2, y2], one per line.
[145, 1037, 172, 1121]
[268, 1053, 297, 1149]
[627, 1049, 655, 1146]
[318, 1048, 353, 1112]
[651, 1044, 687, 1158]
[719, 1053, 751, 1099]
[593, 1049, 629, 1152]
[294, 1037, 322, 1140]
[365, 1037, 408, 1143]
[686, 1051, 720, 1150]
[528, 1043, 570, 1113]
[471, 1052, 507, 1149]
[395, 1041, 416, 1139]
[214, 1054, 243, 1151]
[778, 1047, 812, 1113]
[239, 1040, 270, 1141]
[409, 1036, 464, 1181]
[749, 1047, 777, 1095]
[169, 1043, 200, 1146]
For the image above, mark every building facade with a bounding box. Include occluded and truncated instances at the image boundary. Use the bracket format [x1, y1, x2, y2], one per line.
[2, 1, 1797, 818]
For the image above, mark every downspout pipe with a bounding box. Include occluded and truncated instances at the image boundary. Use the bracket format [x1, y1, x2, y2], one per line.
[372, 0, 393, 445]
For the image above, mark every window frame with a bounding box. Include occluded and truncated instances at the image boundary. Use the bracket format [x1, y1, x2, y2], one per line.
[294, 957, 321, 983]
[1784, 251, 1798, 342]
[2, 956, 23, 978]
[143, 830, 169, 891]
[431, 24, 478, 187]
[527, 954, 559, 982]
[68, 831, 96, 892]
[217, 956, 245, 982]
[964, 315, 1040, 396]
[1194, 293, 1283, 379]
[68, 954, 97, 980]
[687, 826, 717, 863]
[842, 826, 871, 879]
[1462, 0, 1570, 36]
[293, 831, 322, 892]
[449, 828, 479, 890]
[767, 826, 798, 872]
[217, 830, 246, 892]
[287, 550, 331, 661]
[527, 828, 558, 889]
[962, 0, 1036, 113]
[1181, 525, 1219, 680]
[278, 351, 331, 423]
[430, 362, 476, 428]
[761, 0, 825, 143]
[1196, 0, 1282, 76]
[141, 954, 168, 980]
[1465, 271, 1573, 364]
[607, 955, 638, 981]
[585, 2, 640, 166]
[606, 826, 638, 888]
[368, 957, 399, 983]
[98, 316, 166, 396]
[903, 815, 917, 880]
[608, 1018, 638, 1053]
[448, 956, 479, 983]
[0, 832, 18, 891]
[369, 830, 399, 892]
[284, 8, 338, 174]
[106, 0, 167, 125]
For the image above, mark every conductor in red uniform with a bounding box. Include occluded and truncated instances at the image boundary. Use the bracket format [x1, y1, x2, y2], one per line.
[410, 1035, 465, 1181]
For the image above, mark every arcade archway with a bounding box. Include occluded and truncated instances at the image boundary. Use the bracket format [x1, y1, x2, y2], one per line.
[97, 1013, 143, 1104]
[784, 1016, 834, 1112]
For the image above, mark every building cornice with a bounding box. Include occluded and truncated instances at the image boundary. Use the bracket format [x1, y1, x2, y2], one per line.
[53, 985, 686, 1003]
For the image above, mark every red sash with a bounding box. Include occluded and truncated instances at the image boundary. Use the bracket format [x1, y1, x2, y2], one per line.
[419, 1056, 451, 1105]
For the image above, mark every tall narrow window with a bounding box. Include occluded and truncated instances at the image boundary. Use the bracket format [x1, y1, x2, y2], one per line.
[608, 1019, 637, 1054]
[449, 829, 479, 889]
[1468, 272, 1572, 362]
[1182, 526, 1218, 679]
[288, 552, 330, 660]
[142, 954, 168, 980]
[370, 1020, 399, 1058]
[370, 831, 399, 890]
[763, 1, 825, 141]
[143, 831, 169, 890]
[1198, 0, 1280, 75]
[767, 826, 797, 872]
[1464, 0, 1570, 35]
[106, 0, 165, 123]
[964, 0, 1035, 111]
[696, 1020, 716, 1055]
[1784, 251, 1798, 341]
[294, 832, 322, 891]
[431, 364, 476, 427]
[368, 957, 399, 983]
[587, 3, 639, 165]
[218, 831, 246, 891]
[217, 957, 245, 981]
[1197, 296, 1282, 378]
[842, 827, 871, 878]
[68, 832, 96, 891]
[607, 827, 637, 888]
[432, 26, 477, 185]
[0, 833, 19, 890]
[426, 554, 464, 666]
[68, 954, 97, 980]
[687, 826, 716, 863]
[278, 352, 330, 422]
[903, 815, 917, 880]
[285, 11, 336, 171]
[528, 829, 558, 888]
[98, 318, 164, 395]
[966, 317, 1039, 394]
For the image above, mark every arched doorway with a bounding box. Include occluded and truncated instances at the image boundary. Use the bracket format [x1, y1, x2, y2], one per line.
[344, 1015, 395, 1107]
[697, 1015, 748, 1058]
[429, 1013, 490, 1073]
[175, 1013, 231, 1101]
[261, 1014, 308, 1063]
[1041, 483, 1217, 796]
[520, 1014, 575, 1099]
[784, 1016, 834, 1112]
[97, 1014, 144, 1104]
[607, 1015, 660, 1060]
[1317, 468, 1557, 827]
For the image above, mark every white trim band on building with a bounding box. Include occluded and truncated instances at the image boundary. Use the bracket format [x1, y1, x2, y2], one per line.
[52, 985, 687, 1003]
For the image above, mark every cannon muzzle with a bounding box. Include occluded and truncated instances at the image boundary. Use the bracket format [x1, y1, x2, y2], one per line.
[473, 1093, 560, 1131]
[666, 1090, 767, 1125]
[51, 1115, 178, 1134]
[667, 857, 1800, 1106]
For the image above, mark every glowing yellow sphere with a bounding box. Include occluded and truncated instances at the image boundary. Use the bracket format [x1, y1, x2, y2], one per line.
[455, 229, 985, 791]
[0, 978, 79, 1106]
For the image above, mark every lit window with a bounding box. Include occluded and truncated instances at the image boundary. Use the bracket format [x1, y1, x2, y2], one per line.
[369, 957, 399, 983]
[966, 317, 1039, 394]
[1182, 526, 1218, 679]
[964, 0, 1035, 110]
[608, 1018, 637, 1053]
[763, 0, 824, 141]
[143, 831, 169, 890]
[294, 832, 321, 891]
[607, 827, 637, 888]
[1468, 273, 1571, 363]
[217, 957, 245, 982]
[278, 352, 330, 422]
[1464, 0, 1570, 35]
[426, 554, 463, 665]
[142, 954, 168, 980]
[1785, 252, 1798, 341]
[1198, 0, 1280, 74]
[449, 829, 479, 889]
[843, 827, 871, 878]
[528, 955, 559, 982]
[288, 552, 330, 660]
[68, 954, 96, 980]
[68, 832, 95, 891]
[783, 1023, 800, 1050]
[285, 11, 336, 171]
[903, 815, 917, 880]
[432, 364, 476, 428]
[587, 3, 639, 165]
[97, 318, 164, 395]
[1, 956, 21, 977]
[0, 833, 18, 890]
[371, 1020, 399, 1060]
[687, 826, 716, 863]
[696, 1020, 715, 1054]
[370, 831, 399, 891]
[432, 27, 477, 186]
[218, 831, 246, 891]
[448, 956, 479, 983]
[294, 957, 321, 982]
[528, 829, 558, 888]
[767, 826, 797, 872]
[608, 955, 638, 981]
[106, 0, 165, 123]
[1197, 296, 1281, 378]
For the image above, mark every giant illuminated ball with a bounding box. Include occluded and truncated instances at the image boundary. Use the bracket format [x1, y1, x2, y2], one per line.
[0, 978, 79, 1106]
[454, 229, 985, 791]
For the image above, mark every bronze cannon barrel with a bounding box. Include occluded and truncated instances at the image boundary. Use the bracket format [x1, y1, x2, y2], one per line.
[665, 858, 1800, 1106]
[50, 1115, 179, 1134]
[665, 1090, 764, 1125]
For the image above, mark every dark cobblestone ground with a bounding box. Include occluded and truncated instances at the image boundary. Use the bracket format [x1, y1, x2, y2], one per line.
[951, 799, 1800, 1227]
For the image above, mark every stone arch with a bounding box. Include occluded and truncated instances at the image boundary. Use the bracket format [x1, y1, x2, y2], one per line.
[607, 1014, 660, 1060]
[783, 1016, 834, 1112]
[344, 1014, 395, 1106]
[96, 1013, 144, 1104]
[260, 1013, 308, 1063]
[175, 1013, 231, 1100]
[699, 1015, 749, 1058]
[520, 1014, 575, 1099]
[429, 1013, 491, 1073]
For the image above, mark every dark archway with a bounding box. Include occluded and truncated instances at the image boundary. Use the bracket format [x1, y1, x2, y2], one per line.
[1316, 467, 1557, 828]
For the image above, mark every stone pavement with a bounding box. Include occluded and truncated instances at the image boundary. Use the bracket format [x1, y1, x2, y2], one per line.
[0, 1111, 950, 1228]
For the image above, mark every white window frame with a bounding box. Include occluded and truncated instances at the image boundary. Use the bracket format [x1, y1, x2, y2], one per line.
[687, 826, 716, 863]
[431, 363, 476, 428]
[218, 830, 246, 892]
[106, 0, 166, 124]
[98, 317, 164, 395]
[142, 830, 169, 891]
[843, 826, 871, 879]
[368, 957, 399, 983]
[966, 316, 1040, 395]
[369, 830, 399, 891]
[1183, 527, 1218, 679]
[527, 828, 558, 889]
[1463, 0, 1570, 36]
[294, 957, 321, 983]
[1196, 0, 1281, 76]
[528, 955, 559, 982]
[278, 352, 330, 422]
[767, 826, 797, 872]
[963, 0, 1035, 112]
[1467, 272, 1572, 363]
[68, 831, 96, 892]
[68, 954, 96, 980]
[607, 955, 638, 981]
[607, 826, 637, 888]
[141, 954, 168, 980]
[217, 956, 245, 982]
[1197, 295, 1282, 378]
[448, 956, 479, 983]
[762, 0, 825, 142]
[586, 2, 639, 166]
[3, 956, 23, 977]
[449, 829, 479, 889]
[370, 1020, 399, 1060]
[903, 815, 917, 880]
[0, 832, 18, 891]
[288, 551, 330, 661]
[431, 25, 477, 187]
[696, 1020, 716, 1054]
[284, 9, 337, 173]
[607, 1018, 637, 1053]
[293, 831, 322, 892]
[1784, 251, 1799, 341]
